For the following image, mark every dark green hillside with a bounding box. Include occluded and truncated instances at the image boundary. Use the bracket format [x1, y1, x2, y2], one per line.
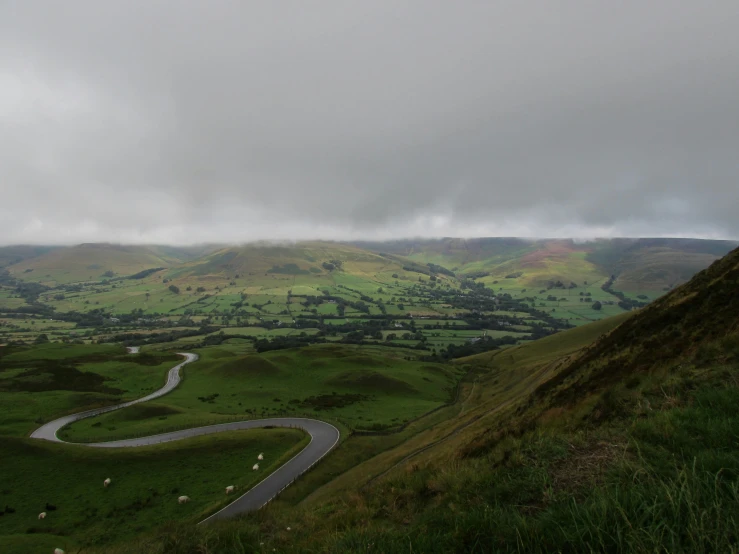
[536, 244, 739, 405]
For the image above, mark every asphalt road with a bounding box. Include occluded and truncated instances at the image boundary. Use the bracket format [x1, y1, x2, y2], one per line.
[29, 351, 340, 524]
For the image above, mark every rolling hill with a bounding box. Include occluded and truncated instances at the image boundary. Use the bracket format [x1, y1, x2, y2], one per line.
[0, 245, 60, 269]
[6, 244, 181, 285]
[3, 238, 735, 295]
[351, 237, 738, 292]
[0, 237, 734, 338]
[167, 241, 403, 281]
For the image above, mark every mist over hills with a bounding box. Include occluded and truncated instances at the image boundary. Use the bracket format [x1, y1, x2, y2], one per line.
[2, 237, 736, 292]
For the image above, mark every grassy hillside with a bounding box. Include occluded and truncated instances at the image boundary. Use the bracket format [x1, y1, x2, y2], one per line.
[99, 246, 739, 553]
[170, 241, 396, 279]
[0, 343, 181, 437]
[60, 343, 464, 442]
[352, 237, 738, 292]
[0, 245, 59, 269]
[6, 244, 179, 285]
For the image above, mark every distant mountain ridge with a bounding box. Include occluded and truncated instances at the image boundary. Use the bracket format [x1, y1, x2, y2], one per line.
[1, 237, 736, 293]
[350, 237, 739, 291]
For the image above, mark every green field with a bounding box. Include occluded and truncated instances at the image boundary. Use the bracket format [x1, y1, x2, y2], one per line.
[1, 241, 739, 552]
[0, 344, 181, 437]
[62, 343, 465, 441]
[0, 429, 307, 553]
[4, 238, 732, 356]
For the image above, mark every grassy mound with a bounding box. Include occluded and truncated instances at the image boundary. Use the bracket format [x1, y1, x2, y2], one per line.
[113, 403, 182, 421]
[296, 345, 352, 359]
[0, 363, 122, 394]
[327, 371, 418, 395]
[342, 355, 386, 367]
[213, 355, 281, 377]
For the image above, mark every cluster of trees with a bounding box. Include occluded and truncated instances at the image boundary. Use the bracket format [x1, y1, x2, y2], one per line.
[546, 280, 578, 289]
[104, 325, 219, 346]
[427, 334, 522, 361]
[427, 263, 455, 277]
[127, 267, 165, 280]
[601, 275, 649, 311]
[462, 271, 490, 279]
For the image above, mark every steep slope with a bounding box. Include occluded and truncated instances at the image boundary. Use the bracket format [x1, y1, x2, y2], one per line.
[585, 237, 738, 291]
[535, 244, 739, 406]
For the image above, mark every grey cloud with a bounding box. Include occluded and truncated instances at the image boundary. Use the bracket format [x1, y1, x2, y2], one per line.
[1, 1, 739, 245]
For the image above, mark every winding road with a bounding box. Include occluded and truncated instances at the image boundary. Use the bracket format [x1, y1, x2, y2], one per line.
[29, 350, 341, 524]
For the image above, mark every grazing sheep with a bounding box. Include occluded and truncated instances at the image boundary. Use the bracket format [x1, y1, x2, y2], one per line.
[103, 478, 111, 487]
[54, 549, 65, 554]
[45, 503, 57, 511]
[258, 453, 264, 460]
[225, 486, 234, 494]
[38, 512, 46, 520]
[253, 463, 259, 471]
[178, 496, 190, 504]
[286, 526, 291, 531]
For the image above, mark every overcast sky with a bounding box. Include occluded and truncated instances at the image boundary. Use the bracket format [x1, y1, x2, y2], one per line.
[2, 1, 739, 245]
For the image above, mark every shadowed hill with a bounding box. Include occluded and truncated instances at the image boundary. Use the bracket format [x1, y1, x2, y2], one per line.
[535, 244, 739, 406]
[6, 244, 181, 284]
[0, 245, 59, 268]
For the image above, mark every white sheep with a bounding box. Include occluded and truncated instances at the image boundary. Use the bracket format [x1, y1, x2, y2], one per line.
[54, 549, 65, 554]
[103, 478, 111, 487]
[253, 463, 259, 471]
[178, 495, 190, 504]
[38, 512, 46, 519]
[258, 453, 264, 460]
[225, 485, 234, 494]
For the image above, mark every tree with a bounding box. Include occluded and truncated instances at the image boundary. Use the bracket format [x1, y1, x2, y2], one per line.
[168, 284, 180, 294]
[592, 301, 602, 310]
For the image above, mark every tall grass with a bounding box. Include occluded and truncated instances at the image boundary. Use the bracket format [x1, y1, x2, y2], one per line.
[100, 382, 739, 554]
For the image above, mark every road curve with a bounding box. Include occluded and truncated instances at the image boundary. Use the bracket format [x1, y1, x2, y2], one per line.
[29, 351, 340, 524]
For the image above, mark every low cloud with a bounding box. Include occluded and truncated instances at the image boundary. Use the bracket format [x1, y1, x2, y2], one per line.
[1, 1, 738, 245]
